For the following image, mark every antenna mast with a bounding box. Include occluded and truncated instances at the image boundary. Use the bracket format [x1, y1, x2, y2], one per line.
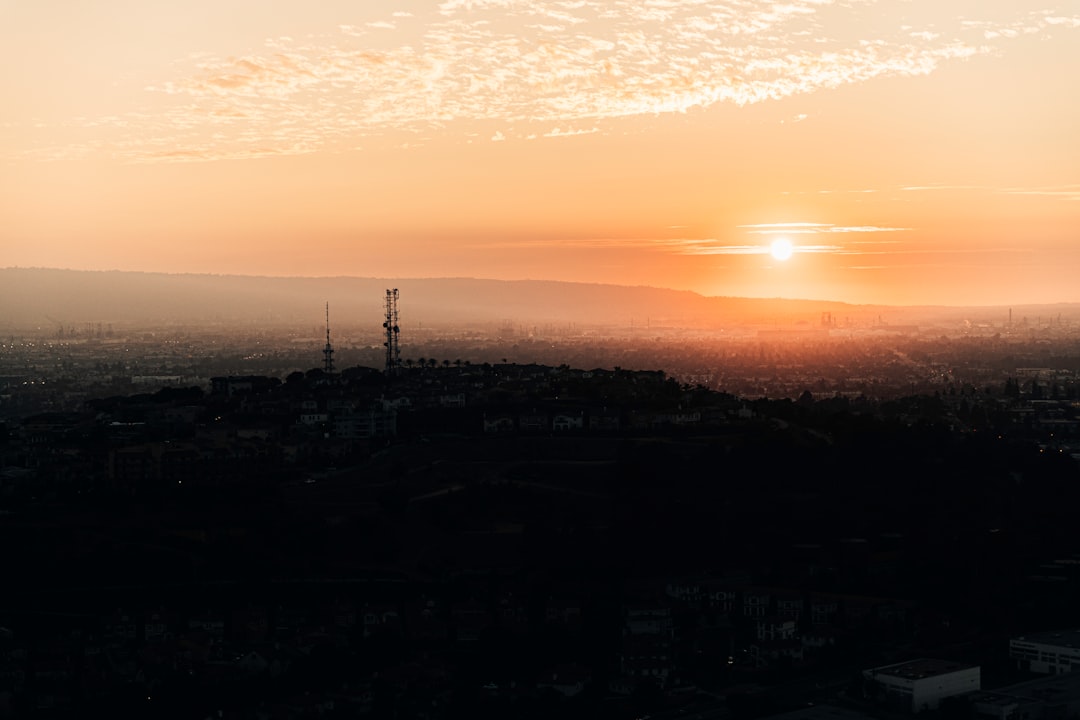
[323, 302, 335, 374]
[383, 289, 400, 376]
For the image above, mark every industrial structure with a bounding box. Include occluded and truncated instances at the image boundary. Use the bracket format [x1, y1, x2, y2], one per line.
[971, 668, 1080, 719]
[322, 302, 335, 375]
[1009, 629, 1080, 674]
[863, 658, 980, 712]
[383, 288, 401, 376]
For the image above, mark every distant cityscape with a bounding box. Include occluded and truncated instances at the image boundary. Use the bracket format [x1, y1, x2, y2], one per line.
[1, 288, 1080, 718]
[4, 293, 1080, 417]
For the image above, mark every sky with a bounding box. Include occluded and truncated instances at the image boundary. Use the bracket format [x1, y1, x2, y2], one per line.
[3, 0, 1079, 307]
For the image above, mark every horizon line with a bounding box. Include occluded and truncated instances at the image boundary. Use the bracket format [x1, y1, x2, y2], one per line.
[3, 265, 1079, 310]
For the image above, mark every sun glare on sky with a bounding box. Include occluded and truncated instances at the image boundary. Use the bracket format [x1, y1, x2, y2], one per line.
[769, 239, 794, 262]
[2, 0, 1080, 306]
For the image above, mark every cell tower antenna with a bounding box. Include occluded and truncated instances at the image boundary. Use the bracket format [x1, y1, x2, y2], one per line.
[383, 288, 401, 376]
[323, 302, 335, 374]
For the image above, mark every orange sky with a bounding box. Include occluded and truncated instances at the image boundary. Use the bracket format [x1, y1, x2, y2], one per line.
[3, 0, 1079, 306]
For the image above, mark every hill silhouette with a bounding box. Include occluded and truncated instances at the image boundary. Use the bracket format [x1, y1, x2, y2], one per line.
[0, 267, 1072, 332]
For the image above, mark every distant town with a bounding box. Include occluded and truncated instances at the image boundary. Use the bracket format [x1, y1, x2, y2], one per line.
[1, 289, 1080, 718]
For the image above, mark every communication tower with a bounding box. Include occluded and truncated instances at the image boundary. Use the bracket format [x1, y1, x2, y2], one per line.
[383, 289, 400, 376]
[323, 302, 335, 374]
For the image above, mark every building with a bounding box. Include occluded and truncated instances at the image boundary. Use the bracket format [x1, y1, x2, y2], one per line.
[971, 669, 1080, 720]
[552, 412, 584, 432]
[1010, 629, 1080, 674]
[863, 658, 980, 712]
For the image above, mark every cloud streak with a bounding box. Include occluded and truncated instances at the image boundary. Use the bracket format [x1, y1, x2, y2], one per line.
[16, 1, 1080, 162]
[901, 183, 1080, 201]
[739, 223, 910, 235]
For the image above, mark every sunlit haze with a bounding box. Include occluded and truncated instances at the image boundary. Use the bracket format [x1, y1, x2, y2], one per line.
[3, 0, 1080, 307]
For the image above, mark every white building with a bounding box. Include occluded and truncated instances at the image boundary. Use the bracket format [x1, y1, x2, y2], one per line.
[1010, 629, 1080, 674]
[863, 658, 980, 712]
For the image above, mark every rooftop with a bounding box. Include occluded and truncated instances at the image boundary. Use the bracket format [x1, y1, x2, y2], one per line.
[972, 671, 1080, 707]
[1012, 629, 1080, 648]
[869, 658, 977, 680]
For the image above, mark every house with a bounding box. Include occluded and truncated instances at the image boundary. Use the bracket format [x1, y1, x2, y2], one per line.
[101, 609, 137, 645]
[552, 412, 584, 432]
[405, 597, 448, 642]
[186, 611, 225, 642]
[776, 593, 805, 620]
[750, 639, 804, 669]
[545, 594, 583, 630]
[361, 604, 401, 639]
[210, 375, 277, 397]
[620, 634, 675, 687]
[141, 609, 175, 644]
[588, 409, 621, 432]
[756, 616, 797, 642]
[743, 589, 772, 618]
[332, 405, 397, 439]
[518, 411, 548, 433]
[439, 393, 466, 408]
[624, 606, 674, 638]
[482, 414, 515, 434]
[651, 411, 701, 428]
[810, 594, 839, 626]
[537, 664, 590, 698]
[802, 626, 841, 652]
[451, 598, 490, 643]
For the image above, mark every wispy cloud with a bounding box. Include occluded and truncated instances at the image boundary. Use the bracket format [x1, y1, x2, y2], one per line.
[999, 184, 1080, 200]
[739, 223, 910, 235]
[675, 242, 846, 256]
[828, 226, 912, 233]
[901, 184, 988, 192]
[469, 227, 1045, 261]
[738, 223, 832, 230]
[543, 126, 599, 138]
[901, 183, 1080, 200]
[474, 235, 847, 256]
[16, 1, 1080, 162]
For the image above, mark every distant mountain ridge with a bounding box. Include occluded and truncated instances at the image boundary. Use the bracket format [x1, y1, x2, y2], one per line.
[0, 267, 1071, 332]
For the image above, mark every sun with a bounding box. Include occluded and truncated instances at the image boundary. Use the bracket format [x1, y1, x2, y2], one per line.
[770, 238, 794, 261]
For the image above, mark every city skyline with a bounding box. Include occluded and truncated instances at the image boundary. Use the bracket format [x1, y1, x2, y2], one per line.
[3, 0, 1080, 307]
